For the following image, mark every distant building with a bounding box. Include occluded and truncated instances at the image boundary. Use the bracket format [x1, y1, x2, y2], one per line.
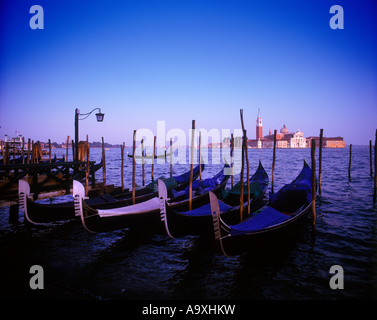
[306, 136, 346, 148]
[247, 109, 346, 148]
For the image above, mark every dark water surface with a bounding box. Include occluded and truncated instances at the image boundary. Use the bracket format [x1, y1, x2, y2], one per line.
[1, 146, 377, 300]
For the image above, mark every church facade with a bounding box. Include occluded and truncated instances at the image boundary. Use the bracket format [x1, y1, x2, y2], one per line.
[247, 109, 346, 149]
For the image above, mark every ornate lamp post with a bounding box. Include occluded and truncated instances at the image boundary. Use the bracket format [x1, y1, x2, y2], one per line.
[74, 108, 104, 162]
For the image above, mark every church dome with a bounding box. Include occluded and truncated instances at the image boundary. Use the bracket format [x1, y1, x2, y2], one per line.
[280, 124, 289, 134]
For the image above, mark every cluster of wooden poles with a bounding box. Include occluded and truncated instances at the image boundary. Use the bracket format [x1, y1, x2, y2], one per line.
[75, 121, 377, 214]
[347, 129, 377, 204]
[1, 138, 54, 165]
[119, 124, 205, 210]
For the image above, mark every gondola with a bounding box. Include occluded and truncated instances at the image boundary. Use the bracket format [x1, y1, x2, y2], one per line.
[210, 160, 313, 256]
[75, 165, 229, 233]
[18, 163, 204, 224]
[160, 160, 269, 238]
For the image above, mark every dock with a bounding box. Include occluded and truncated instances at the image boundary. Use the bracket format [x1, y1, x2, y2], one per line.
[0, 160, 103, 207]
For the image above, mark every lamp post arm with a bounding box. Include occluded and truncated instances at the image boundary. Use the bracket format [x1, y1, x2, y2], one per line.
[78, 108, 102, 121]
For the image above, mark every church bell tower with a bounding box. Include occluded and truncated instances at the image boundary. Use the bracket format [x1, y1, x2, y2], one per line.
[256, 108, 263, 140]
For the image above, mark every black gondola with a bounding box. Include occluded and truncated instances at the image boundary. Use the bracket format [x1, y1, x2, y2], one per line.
[75, 165, 229, 233]
[210, 160, 313, 256]
[19, 163, 204, 224]
[160, 160, 269, 238]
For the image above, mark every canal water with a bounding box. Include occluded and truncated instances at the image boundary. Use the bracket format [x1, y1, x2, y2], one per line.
[1, 146, 376, 301]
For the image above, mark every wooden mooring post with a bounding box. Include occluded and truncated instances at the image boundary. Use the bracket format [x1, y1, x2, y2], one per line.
[240, 109, 250, 215]
[27, 138, 31, 164]
[230, 133, 234, 188]
[189, 120, 195, 211]
[71, 139, 75, 163]
[132, 130, 136, 205]
[66, 136, 70, 161]
[373, 130, 377, 203]
[21, 137, 25, 164]
[85, 135, 90, 196]
[370, 140, 373, 177]
[48, 139, 52, 163]
[170, 137, 173, 178]
[319, 129, 323, 195]
[311, 138, 317, 226]
[151, 136, 156, 181]
[348, 144, 352, 181]
[141, 138, 145, 186]
[271, 129, 277, 194]
[198, 131, 202, 181]
[121, 142, 125, 191]
[239, 134, 245, 221]
[102, 137, 106, 185]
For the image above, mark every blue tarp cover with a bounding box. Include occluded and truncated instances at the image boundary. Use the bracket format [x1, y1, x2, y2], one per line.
[230, 207, 289, 236]
[178, 200, 233, 217]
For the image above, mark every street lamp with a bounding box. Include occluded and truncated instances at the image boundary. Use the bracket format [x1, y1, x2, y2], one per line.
[74, 108, 105, 162]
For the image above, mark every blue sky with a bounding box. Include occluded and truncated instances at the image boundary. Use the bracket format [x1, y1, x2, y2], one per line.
[0, 0, 376, 146]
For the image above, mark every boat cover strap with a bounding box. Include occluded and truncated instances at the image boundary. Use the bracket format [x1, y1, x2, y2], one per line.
[230, 207, 289, 236]
[97, 197, 160, 217]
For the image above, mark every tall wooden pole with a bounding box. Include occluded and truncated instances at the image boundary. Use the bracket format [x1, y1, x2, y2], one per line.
[319, 129, 323, 195]
[272, 129, 277, 194]
[170, 137, 173, 178]
[370, 140, 373, 177]
[71, 139, 75, 162]
[1, 141, 4, 165]
[373, 130, 377, 204]
[132, 130, 136, 205]
[239, 109, 250, 215]
[48, 139, 51, 163]
[230, 133, 234, 188]
[348, 144, 352, 181]
[85, 135, 90, 196]
[239, 134, 245, 222]
[189, 120, 195, 211]
[102, 137, 106, 185]
[244, 130, 251, 215]
[311, 138, 317, 226]
[31, 140, 35, 163]
[12, 138, 16, 164]
[152, 136, 156, 181]
[199, 131, 202, 181]
[66, 136, 70, 161]
[21, 137, 25, 164]
[121, 142, 125, 192]
[27, 138, 31, 164]
[141, 139, 145, 186]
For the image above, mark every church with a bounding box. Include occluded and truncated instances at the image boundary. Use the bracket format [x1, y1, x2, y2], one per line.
[247, 109, 346, 149]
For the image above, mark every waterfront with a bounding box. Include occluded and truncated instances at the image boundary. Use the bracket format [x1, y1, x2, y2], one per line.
[1, 146, 376, 300]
